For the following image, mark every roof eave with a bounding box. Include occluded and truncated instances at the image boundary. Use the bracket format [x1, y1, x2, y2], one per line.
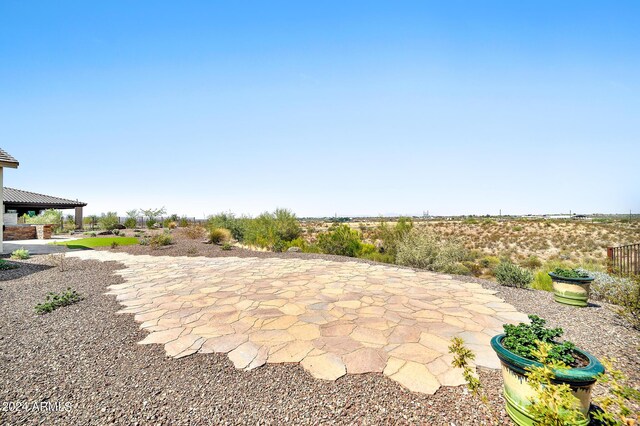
[0, 161, 19, 169]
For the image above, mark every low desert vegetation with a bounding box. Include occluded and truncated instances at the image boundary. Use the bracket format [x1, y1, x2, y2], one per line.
[35, 288, 82, 314]
[494, 261, 534, 288]
[209, 227, 231, 245]
[0, 259, 19, 271]
[10, 248, 30, 260]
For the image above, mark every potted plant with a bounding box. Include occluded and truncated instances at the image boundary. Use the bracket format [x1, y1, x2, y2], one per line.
[548, 268, 594, 307]
[491, 315, 604, 426]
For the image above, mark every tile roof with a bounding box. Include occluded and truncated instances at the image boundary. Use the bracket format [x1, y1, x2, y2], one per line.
[0, 148, 19, 167]
[3, 187, 86, 207]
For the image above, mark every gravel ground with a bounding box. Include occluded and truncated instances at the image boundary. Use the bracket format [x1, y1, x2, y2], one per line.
[1, 230, 638, 425]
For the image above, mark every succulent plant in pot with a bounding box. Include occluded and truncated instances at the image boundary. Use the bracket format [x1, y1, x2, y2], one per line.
[490, 315, 604, 426]
[548, 268, 594, 307]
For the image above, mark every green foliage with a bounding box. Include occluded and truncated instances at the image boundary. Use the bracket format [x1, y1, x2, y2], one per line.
[25, 209, 63, 231]
[124, 210, 138, 229]
[149, 232, 172, 248]
[110, 241, 119, 249]
[0, 259, 19, 270]
[35, 288, 82, 314]
[532, 270, 554, 291]
[178, 217, 189, 227]
[479, 255, 501, 270]
[11, 248, 30, 260]
[495, 261, 534, 288]
[522, 255, 543, 269]
[552, 268, 590, 279]
[375, 217, 413, 260]
[502, 315, 576, 365]
[396, 228, 469, 273]
[243, 208, 301, 252]
[209, 227, 231, 244]
[98, 212, 120, 230]
[593, 357, 640, 425]
[140, 207, 166, 222]
[207, 212, 248, 241]
[449, 337, 481, 395]
[525, 341, 587, 425]
[221, 242, 232, 251]
[317, 224, 362, 257]
[605, 274, 640, 331]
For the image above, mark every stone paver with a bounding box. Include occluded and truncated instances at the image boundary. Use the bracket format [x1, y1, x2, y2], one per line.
[69, 251, 528, 394]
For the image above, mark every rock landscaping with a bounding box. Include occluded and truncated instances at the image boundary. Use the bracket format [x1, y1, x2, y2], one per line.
[0, 232, 637, 425]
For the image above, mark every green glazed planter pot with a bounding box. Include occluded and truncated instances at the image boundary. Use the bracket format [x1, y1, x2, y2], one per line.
[548, 272, 594, 307]
[491, 334, 603, 426]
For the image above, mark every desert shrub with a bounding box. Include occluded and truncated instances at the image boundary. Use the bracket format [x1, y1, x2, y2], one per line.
[209, 227, 231, 244]
[124, 210, 138, 229]
[581, 269, 640, 330]
[0, 259, 19, 270]
[178, 217, 189, 227]
[113, 229, 120, 236]
[521, 255, 543, 269]
[111, 241, 119, 249]
[140, 207, 167, 228]
[532, 270, 553, 291]
[184, 225, 206, 239]
[396, 228, 469, 273]
[167, 221, 177, 229]
[146, 219, 157, 229]
[479, 255, 500, 270]
[221, 242, 232, 251]
[462, 261, 483, 277]
[317, 224, 362, 257]
[243, 209, 301, 251]
[208, 213, 248, 241]
[11, 248, 30, 260]
[35, 288, 82, 314]
[149, 232, 172, 248]
[374, 217, 413, 260]
[124, 217, 137, 229]
[494, 261, 533, 288]
[98, 212, 120, 230]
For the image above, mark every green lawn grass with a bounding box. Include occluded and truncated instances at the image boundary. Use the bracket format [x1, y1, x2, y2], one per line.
[51, 237, 139, 249]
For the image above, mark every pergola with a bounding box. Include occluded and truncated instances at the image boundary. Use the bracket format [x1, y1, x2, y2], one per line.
[3, 187, 87, 228]
[0, 148, 19, 253]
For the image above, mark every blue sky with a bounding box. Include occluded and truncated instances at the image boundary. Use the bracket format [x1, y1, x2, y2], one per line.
[1, 1, 638, 217]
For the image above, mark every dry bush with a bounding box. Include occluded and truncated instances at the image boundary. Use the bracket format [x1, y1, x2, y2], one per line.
[209, 227, 232, 244]
[183, 225, 206, 239]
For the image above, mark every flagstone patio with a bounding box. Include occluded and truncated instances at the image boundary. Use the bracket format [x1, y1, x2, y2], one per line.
[69, 251, 528, 394]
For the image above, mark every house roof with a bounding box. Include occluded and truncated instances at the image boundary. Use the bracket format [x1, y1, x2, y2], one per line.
[0, 148, 19, 168]
[3, 187, 86, 209]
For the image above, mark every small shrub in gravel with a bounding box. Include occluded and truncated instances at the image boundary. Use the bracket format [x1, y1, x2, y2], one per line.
[184, 225, 206, 239]
[495, 262, 533, 288]
[396, 228, 469, 274]
[35, 288, 82, 314]
[209, 227, 231, 245]
[221, 242, 232, 251]
[149, 232, 173, 248]
[11, 248, 30, 260]
[0, 259, 19, 270]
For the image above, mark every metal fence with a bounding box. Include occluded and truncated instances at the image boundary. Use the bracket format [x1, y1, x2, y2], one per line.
[607, 243, 640, 276]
